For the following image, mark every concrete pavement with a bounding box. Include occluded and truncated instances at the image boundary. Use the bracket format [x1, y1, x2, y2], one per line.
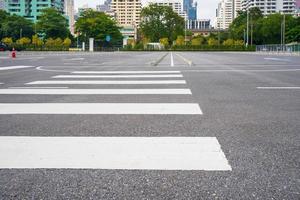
[0, 52, 299, 199]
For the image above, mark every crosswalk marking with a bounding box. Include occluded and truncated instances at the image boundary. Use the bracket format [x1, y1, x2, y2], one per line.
[72, 71, 181, 74]
[26, 80, 187, 85]
[0, 89, 192, 95]
[0, 103, 202, 114]
[0, 137, 231, 170]
[53, 74, 183, 78]
[0, 66, 35, 71]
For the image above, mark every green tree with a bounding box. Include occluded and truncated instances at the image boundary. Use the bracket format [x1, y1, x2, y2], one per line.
[36, 8, 69, 39]
[1, 14, 34, 40]
[75, 10, 122, 45]
[140, 4, 184, 43]
[286, 26, 300, 43]
[0, 10, 10, 40]
[229, 7, 263, 43]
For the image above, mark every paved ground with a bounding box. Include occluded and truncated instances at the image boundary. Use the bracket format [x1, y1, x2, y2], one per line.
[0, 51, 299, 199]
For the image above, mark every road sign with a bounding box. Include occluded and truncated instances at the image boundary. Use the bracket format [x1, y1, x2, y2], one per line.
[106, 35, 111, 42]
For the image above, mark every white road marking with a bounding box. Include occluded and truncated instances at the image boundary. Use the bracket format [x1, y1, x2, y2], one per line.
[0, 89, 192, 95]
[0, 83, 3, 85]
[9, 87, 69, 89]
[0, 66, 35, 71]
[26, 80, 186, 85]
[72, 71, 181, 74]
[170, 52, 174, 67]
[180, 69, 300, 72]
[175, 53, 193, 66]
[264, 58, 290, 62]
[53, 74, 183, 78]
[36, 66, 72, 73]
[0, 103, 202, 114]
[64, 58, 84, 61]
[257, 87, 300, 90]
[0, 137, 231, 170]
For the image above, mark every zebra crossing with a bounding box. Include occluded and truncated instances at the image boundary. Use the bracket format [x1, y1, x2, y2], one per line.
[0, 69, 231, 171]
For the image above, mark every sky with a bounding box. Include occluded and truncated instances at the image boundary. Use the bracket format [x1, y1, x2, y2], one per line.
[74, 0, 219, 21]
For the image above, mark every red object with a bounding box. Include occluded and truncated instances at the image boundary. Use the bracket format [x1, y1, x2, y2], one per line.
[12, 48, 16, 58]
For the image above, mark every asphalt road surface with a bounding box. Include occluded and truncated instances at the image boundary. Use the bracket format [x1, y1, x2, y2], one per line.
[0, 51, 299, 199]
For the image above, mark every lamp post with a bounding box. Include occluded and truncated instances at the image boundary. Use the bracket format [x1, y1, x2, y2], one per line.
[246, 9, 249, 47]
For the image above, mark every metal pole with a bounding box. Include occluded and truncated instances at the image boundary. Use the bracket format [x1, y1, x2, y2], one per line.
[184, 20, 186, 44]
[250, 16, 253, 45]
[283, 13, 285, 46]
[246, 9, 249, 47]
[20, 28, 22, 39]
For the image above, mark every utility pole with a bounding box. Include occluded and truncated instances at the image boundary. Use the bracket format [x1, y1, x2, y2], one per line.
[20, 28, 23, 39]
[246, 9, 249, 47]
[250, 15, 253, 46]
[184, 19, 187, 45]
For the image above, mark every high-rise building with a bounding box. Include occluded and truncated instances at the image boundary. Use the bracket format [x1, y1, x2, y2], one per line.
[96, 0, 111, 12]
[111, 0, 141, 28]
[64, 0, 75, 34]
[215, 0, 241, 30]
[183, 0, 197, 20]
[296, 0, 300, 16]
[241, 0, 296, 15]
[0, 0, 5, 10]
[146, 0, 187, 20]
[5, 0, 65, 22]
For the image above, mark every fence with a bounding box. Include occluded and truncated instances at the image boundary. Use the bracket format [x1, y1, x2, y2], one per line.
[256, 44, 300, 55]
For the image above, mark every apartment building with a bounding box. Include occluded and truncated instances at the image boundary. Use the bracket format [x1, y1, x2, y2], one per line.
[111, 0, 141, 28]
[146, 0, 187, 19]
[0, 0, 5, 10]
[5, 0, 65, 22]
[64, 0, 74, 34]
[215, 0, 241, 30]
[241, 0, 296, 15]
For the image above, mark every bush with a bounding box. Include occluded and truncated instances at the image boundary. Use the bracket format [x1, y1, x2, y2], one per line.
[63, 38, 71, 47]
[16, 37, 31, 45]
[175, 35, 185, 46]
[159, 37, 169, 48]
[1, 37, 13, 45]
[191, 37, 204, 46]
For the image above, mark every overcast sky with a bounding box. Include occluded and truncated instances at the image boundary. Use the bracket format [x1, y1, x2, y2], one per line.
[74, 0, 219, 21]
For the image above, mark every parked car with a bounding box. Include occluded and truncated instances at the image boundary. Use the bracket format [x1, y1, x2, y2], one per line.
[0, 43, 9, 51]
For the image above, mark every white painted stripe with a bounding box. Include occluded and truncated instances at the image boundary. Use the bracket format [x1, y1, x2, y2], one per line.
[181, 69, 300, 72]
[0, 83, 3, 85]
[53, 74, 183, 78]
[26, 80, 186, 85]
[0, 89, 192, 95]
[0, 103, 202, 114]
[9, 87, 69, 89]
[0, 137, 231, 170]
[170, 52, 174, 67]
[72, 71, 181, 74]
[257, 87, 300, 90]
[0, 66, 34, 71]
[264, 58, 289, 61]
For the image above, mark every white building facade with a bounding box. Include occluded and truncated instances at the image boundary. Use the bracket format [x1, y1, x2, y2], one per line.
[215, 0, 241, 30]
[241, 0, 296, 15]
[146, 0, 188, 20]
[64, 0, 75, 34]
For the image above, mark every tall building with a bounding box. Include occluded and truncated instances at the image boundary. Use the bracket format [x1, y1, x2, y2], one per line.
[96, 0, 111, 12]
[5, 0, 65, 22]
[111, 0, 141, 28]
[183, 0, 197, 20]
[241, 0, 296, 15]
[296, 0, 300, 16]
[215, 0, 241, 30]
[0, 0, 5, 10]
[64, 0, 75, 34]
[146, 0, 187, 20]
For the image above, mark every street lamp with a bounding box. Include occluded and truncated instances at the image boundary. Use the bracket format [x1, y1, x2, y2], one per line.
[246, 9, 249, 47]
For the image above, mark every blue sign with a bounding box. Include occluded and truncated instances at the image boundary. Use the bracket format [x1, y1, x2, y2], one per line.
[106, 35, 111, 42]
